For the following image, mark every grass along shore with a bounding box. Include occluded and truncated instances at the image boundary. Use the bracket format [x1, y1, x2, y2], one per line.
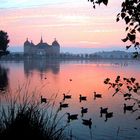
[0, 86, 69, 140]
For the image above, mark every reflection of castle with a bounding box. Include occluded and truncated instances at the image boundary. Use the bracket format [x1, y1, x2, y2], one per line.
[24, 59, 60, 78]
[24, 37, 60, 56]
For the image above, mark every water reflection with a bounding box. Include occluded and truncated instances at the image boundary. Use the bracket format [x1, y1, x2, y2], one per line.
[0, 59, 140, 140]
[0, 65, 9, 92]
[24, 59, 60, 78]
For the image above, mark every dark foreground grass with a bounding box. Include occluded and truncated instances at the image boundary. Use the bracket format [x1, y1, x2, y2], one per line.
[0, 87, 68, 140]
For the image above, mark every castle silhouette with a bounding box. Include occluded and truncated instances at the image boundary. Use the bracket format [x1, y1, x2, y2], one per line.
[24, 37, 60, 56]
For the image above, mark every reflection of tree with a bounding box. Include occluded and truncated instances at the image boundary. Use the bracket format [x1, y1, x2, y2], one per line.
[0, 65, 9, 92]
[24, 59, 60, 78]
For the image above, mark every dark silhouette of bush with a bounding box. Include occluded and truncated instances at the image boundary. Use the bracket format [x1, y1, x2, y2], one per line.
[0, 92, 68, 140]
[0, 30, 10, 57]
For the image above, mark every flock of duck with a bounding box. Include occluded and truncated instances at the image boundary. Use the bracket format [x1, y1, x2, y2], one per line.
[40, 91, 140, 129]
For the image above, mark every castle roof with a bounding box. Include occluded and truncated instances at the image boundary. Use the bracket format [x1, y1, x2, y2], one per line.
[24, 38, 30, 46]
[52, 38, 60, 46]
[36, 42, 50, 49]
[30, 40, 35, 46]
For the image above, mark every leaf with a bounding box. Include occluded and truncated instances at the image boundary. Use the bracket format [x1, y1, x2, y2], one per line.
[119, 83, 123, 87]
[112, 88, 119, 96]
[102, 0, 108, 5]
[135, 83, 139, 87]
[121, 37, 128, 42]
[104, 78, 110, 84]
[128, 9, 132, 15]
[125, 27, 129, 31]
[116, 17, 120, 22]
[93, 5, 96, 9]
[130, 77, 136, 83]
[130, 29, 136, 34]
[95, 0, 103, 5]
[121, 12, 126, 19]
[135, 42, 139, 46]
[133, 88, 137, 93]
[130, 22, 134, 26]
[127, 33, 136, 42]
[126, 45, 131, 50]
[123, 78, 127, 81]
[124, 16, 130, 24]
[134, 24, 139, 29]
[117, 13, 120, 17]
[137, 27, 140, 32]
[116, 76, 120, 82]
[127, 86, 132, 91]
[112, 83, 116, 88]
[121, 2, 126, 7]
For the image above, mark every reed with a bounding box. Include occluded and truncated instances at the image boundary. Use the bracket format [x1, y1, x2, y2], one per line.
[0, 85, 68, 140]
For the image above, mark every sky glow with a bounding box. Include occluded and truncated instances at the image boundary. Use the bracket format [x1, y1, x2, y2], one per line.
[0, 0, 126, 50]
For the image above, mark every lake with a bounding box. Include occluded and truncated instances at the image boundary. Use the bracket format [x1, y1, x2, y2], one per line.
[0, 59, 140, 140]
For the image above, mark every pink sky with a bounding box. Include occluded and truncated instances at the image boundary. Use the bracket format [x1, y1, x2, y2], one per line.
[0, 0, 126, 50]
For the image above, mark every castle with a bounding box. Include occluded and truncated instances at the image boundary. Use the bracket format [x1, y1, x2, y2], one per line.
[24, 37, 60, 56]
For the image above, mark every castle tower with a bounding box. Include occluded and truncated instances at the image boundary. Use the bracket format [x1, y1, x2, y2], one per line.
[52, 38, 60, 56]
[40, 36, 43, 44]
[24, 38, 31, 55]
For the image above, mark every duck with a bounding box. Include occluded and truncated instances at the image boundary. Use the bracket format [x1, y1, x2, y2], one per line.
[82, 118, 92, 127]
[60, 102, 69, 108]
[41, 96, 47, 103]
[124, 103, 135, 111]
[63, 93, 72, 100]
[81, 107, 88, 114]
[81, 107, 88, 117]
[94, 92, 102, 99]
[100, 107, 108, 117]
[100, 107, 108, 113]
[67, 113, 78, 120]
[105, 112, 113, 121]
[124, 93, 132, 98]
[79, 94, 87, 101]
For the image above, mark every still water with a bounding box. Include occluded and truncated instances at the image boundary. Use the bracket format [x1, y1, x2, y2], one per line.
[0, 59, 140, 140]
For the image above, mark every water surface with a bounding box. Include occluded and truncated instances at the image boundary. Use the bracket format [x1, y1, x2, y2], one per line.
[0, 59, 140, 140]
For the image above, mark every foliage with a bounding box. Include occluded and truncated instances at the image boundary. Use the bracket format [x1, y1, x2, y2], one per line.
[0, 30, 10, 57]
[88, 0, 140, 58]
[88, 0, 108, 8]
[104, 76, 140, 104]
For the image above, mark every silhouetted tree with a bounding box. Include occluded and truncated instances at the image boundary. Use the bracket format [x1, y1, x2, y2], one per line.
[104, 76, 140, 106]
[88, 0, 140, 57]
[0, 30, 10, 56]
